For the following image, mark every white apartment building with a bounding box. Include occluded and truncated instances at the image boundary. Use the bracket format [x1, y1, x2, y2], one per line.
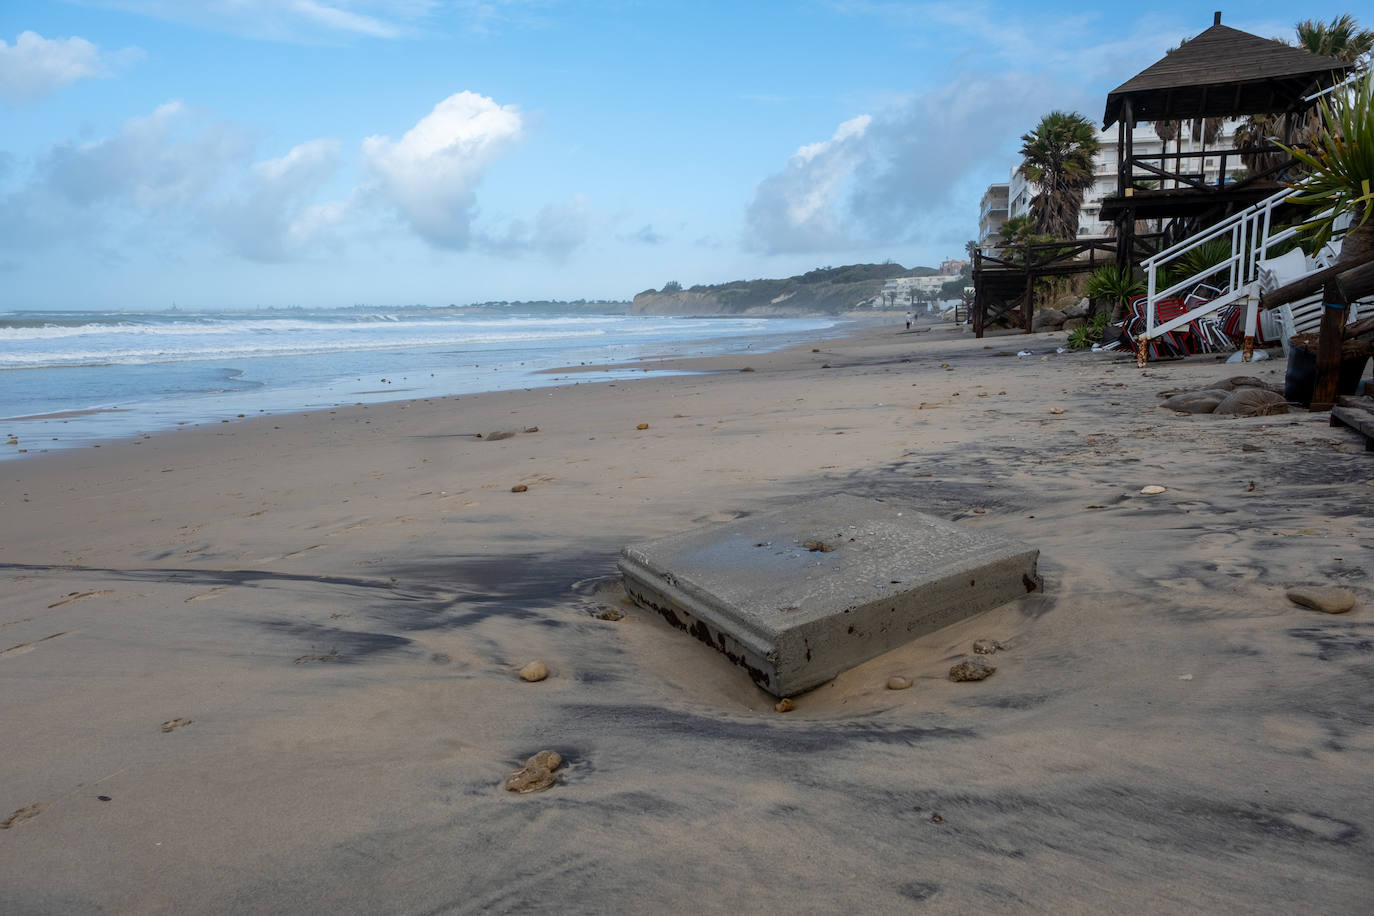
[977, 183, 1009, 253]
[983, 119, 1242, 244]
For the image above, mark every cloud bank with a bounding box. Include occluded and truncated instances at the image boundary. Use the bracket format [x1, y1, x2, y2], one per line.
[745, 70, 1095, 255]
[2, 89, 578, 263]
[0, 31, 142, 104]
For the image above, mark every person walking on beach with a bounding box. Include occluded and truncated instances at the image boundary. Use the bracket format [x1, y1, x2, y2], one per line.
[905, 312, 913, 330]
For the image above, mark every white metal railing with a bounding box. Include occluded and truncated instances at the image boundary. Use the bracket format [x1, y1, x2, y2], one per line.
[1139, 188, 1298, 346]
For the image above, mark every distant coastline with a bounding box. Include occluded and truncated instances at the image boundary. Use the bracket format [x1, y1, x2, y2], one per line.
[631, 262, 967, 316]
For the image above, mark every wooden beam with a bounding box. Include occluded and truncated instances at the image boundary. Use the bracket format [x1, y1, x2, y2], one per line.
[1130, 158, 1211, 191]
[1310, 281, 1351, 411]
[1260, 259, 1374, 310]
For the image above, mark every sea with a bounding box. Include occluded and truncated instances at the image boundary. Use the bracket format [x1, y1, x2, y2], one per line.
[0, 306, 840, 460]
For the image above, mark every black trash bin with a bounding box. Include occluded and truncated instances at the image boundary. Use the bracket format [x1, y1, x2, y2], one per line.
[1285, 345, 1372, 407]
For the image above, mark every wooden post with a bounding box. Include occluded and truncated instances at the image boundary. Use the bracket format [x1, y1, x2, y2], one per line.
[972, 248, 984, 337]
[1310, 280, 1351, 410]
[1022, 253, 1034, 334]
[1117, 99, 1135, 271]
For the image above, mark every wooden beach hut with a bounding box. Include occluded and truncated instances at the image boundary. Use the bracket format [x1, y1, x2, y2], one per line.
[1099, 12, 1354, 260]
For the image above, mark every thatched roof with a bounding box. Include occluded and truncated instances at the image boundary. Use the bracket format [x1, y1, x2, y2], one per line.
[1103, 17, 1353, 128]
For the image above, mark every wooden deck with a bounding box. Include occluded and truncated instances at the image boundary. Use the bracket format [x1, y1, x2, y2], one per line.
[1331, 395, 1374, 451]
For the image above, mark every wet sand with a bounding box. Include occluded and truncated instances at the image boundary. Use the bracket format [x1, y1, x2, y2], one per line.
[1, 318, 1371, 913]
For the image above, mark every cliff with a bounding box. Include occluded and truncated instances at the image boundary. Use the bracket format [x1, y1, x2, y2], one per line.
[631, 263, 937, 316]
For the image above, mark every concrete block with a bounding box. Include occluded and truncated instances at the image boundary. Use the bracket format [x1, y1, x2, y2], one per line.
[618, 494, 1040, 697]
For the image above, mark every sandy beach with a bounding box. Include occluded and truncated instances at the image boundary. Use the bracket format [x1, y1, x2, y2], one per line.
[2, 317, 1371, 913]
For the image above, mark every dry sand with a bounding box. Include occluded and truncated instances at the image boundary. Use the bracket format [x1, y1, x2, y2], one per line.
[2, 318, 1371, 913]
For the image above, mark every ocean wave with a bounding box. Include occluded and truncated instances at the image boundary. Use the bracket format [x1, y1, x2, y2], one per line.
[0, 313, 625, 342]
[0, 328, 622, 369]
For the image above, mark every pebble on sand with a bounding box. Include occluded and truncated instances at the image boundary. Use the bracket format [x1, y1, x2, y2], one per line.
[1140, 485, 1167, 495]
[886, 676, 913, 690]
[972, 638, 1004, 655]
[504, 750, 563, 794]
[1286, 586, 1357, 614]
[519, 661, 549, 682]
[524, 749, 562, 772]
[949, 657, 996, 682]
[597, 607, 624, 621]
[511, 484, 529, 493]
[775, 698, 795, 712]
[636, 423, 650, 430]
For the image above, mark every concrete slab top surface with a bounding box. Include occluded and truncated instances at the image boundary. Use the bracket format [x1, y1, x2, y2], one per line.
[624, 495, 1029, 633]
[619, 493, 1041, 696]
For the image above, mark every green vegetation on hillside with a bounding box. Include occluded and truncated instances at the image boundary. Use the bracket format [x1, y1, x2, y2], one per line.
[641, 262, 940, 314]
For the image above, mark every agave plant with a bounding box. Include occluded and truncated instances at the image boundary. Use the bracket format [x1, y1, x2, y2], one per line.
[1279, 70, 1374, 261]
[1084, 264, 1145, 321]
[1168, 237, 1234, 289]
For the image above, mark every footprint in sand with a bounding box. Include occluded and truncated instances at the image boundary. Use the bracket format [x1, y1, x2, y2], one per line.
[46, 590, 112, 609]
[1, 631, 68, 657]
[260, 545, 321, 563]
[0, 802, 43, 829]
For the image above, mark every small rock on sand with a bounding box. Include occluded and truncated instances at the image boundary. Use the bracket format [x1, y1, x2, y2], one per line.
[524, 749, 562, 771]
[886, 676, 913, 690]
[775, 698, 795, 712]
[636, 423, 650, 430]
[505, 750, 563, 794]
[1286, 586, 1357, 614]
[1140, 485, 1166, 495]
[510, 484, 528, 493]
[597, 607, 624, 621]
[972, 639, 1003, 655]
[519, 661, 549, 682]
[949, 657, 996, 682]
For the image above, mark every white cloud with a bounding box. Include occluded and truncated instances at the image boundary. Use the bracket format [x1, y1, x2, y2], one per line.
[81, 1, 442, 42]
[211, 138, 345, 261]
[0, 101, 256, 253]
[0, 31, 142, 104]
[362, 91, 523, 249]
[619, 224, 666, 245]
[745, 61, 1103, 255]
[42, 101, 254, 210]
[481, 195, 591, 259]
[744, 114, 873, 254]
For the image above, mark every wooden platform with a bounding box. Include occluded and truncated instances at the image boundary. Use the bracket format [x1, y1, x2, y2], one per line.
[1331, 395, 1374, 452]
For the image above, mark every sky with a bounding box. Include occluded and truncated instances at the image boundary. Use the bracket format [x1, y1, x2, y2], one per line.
[0, 1, 1324, 310]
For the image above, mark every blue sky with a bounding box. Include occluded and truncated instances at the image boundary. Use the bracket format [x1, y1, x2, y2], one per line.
[0, 1, 1322, 309]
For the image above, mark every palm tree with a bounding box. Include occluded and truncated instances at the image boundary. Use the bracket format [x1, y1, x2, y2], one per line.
[1280, 69, 1374, 263]
[1018, 111, 1101, 240]
[998, 214, 1034, 245]
[1238, 14, 1372, 172]
[1295, 14, 1374, 65]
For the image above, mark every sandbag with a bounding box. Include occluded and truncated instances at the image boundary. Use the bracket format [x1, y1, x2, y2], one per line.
[1161, 389, 1231, 414]
[1213, 387, 1290, 417]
